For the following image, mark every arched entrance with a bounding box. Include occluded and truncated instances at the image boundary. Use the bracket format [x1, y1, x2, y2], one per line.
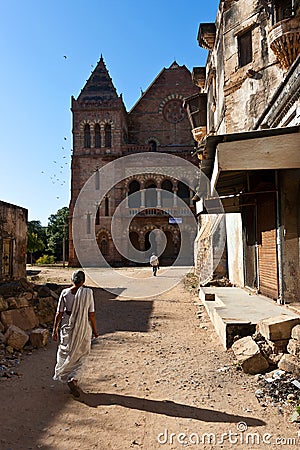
[129, 231, 140, 250]
[160, 231, 174, 266]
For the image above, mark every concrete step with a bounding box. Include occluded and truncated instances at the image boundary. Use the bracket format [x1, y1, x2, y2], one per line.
[199, 286, 300, 349]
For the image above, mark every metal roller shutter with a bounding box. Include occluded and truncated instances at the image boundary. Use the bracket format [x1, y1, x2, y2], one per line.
[257, 193, 279, 299]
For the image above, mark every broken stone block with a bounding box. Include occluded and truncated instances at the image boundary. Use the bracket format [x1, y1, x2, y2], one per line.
[232, 336, 269, 374]
[278, 354, 300, 376]
[30, 328, 49, 348]
[287, 339, 300, 356]
[0, 321, 4, 333]
[291, 325, 300, 341]
[267, 353, 284, 366]
[7, 295, 30, 309]
[19, 291, 33, 301]
[0, 295, 8, 312]
[35, 296, 57, 324]
[35, 285, 52, 298]
[1, 307, 39, 331]
[4, 325, 29, 350]
[262, 338, 289, 355]
[257, 315, 300, 341]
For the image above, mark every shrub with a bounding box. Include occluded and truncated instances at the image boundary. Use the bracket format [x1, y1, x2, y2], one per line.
[36, 255, 56, 265]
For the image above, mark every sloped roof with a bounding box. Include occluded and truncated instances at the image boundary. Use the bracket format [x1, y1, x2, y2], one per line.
[77, 55, 118, 102]
[129, 61, 192, 113]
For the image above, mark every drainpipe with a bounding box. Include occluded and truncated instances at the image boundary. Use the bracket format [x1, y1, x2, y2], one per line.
[275, 171, 284, 304]
[254, 202, 260, 291]
[247, 173, 260, 290]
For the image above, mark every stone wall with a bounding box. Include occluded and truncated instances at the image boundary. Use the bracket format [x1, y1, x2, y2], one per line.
[0, 201, 28, 281]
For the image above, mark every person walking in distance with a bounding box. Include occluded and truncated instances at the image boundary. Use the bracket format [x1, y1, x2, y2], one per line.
[52, 270, 98, 397]
[150, 253, 159, 276]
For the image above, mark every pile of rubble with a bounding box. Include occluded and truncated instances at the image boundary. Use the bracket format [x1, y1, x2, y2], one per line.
[255, 369, 300, 410]
[231, 314, 300, 375]
[231, 314, 300, 417]
[0, 278, 64, 380]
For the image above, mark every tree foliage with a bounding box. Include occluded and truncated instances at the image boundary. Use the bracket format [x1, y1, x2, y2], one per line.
[27, 220, 47, 264]
[46, 207, 69, 261]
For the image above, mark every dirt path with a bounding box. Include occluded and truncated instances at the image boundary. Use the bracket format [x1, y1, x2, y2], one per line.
[1, 267, 299, 449]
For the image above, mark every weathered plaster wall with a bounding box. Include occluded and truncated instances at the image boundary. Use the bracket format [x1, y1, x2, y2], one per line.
[281, 170, 300, 302]
[225, 213, 244, 286]
[0, 201, 27, 281]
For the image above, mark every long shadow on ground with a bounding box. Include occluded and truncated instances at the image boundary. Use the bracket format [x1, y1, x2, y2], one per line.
[77, 391, 265, 426]
[92, 287, 154, 335]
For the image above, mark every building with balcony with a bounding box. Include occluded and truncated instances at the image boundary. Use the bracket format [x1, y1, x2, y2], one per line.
[69, 58, 199, 267]
[186, 0, 300, 303]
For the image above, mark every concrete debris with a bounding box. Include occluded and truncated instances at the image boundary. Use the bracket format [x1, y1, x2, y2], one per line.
[231, 336, 269, 374]
[1, 307, 39, 331]
[287, 339, 300, 356]
[4, 325, 29, 350]
[202, 276, 232, 288]
[291, 325, 300, 341]
[0, 295, 8, 312]
[278, 354, 300, 377]
[30, 328, 49, 348]
[257, 315, 300, 341]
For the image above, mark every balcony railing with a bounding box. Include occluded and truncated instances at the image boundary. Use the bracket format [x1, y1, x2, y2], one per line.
[268, 16, 300, 70]
[128, 206, 193, 217]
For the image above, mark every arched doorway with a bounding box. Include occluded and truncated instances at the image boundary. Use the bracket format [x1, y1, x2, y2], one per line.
[129, 231, 140, 251]
[160, 231, 174, 266]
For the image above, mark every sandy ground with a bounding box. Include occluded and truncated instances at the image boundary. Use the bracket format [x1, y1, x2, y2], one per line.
[1, 266, 300, 450]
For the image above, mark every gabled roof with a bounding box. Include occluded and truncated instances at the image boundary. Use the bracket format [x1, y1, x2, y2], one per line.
[77, 55, 119, 102]
[129, 61, 191, 113]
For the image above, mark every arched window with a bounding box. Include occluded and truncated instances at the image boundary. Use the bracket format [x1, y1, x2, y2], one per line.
[161, 179, 173, 207]
[105, 197, 109, 216]
[95, 205, 100, 225]
[149, 140, 157, 152]
[177, 181, 190, 205]
[105, 124, 112, 148]
[145, 181, 157, 207]
[100, 238, 108, 256]
[95, 124, 101, 148]
[84, 124, 91, 148]
[128, 180, 140, 208]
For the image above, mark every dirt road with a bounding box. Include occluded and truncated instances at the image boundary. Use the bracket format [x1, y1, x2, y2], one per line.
[1, 267, 299, 449]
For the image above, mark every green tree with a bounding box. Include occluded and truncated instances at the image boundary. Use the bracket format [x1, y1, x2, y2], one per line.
[47, 207, 69, 263]
[27, 232, 45, 265]
[27, 220, 47, 264]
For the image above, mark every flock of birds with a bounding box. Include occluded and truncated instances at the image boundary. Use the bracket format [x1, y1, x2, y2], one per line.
[41, 136, 70, 200]
[40, 55, 96, 200]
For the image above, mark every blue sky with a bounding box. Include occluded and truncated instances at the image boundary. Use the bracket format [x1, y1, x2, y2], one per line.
[0, 0, 219, 226]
